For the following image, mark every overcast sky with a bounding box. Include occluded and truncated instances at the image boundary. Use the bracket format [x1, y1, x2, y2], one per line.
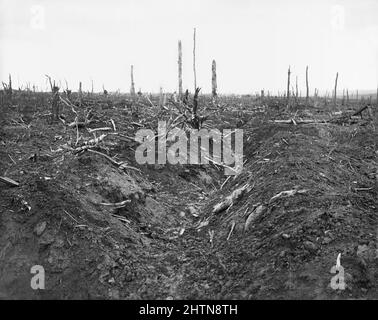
[0, 0, 377, 94]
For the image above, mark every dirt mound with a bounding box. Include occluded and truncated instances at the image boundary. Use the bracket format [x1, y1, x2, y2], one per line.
[182, 122, 378, 299]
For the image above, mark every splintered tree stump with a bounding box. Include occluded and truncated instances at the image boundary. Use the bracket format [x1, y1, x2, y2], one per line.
[7, 74, 12, 97]
[193, 28, 197, 92]
[130, 65, 136, 102]
[159, 87, 163, 108]
[178, 40, 183, 99]
[333, 72, 338, 106]
[287, 66, 291, 104]
[51, 86, 60, 122]
[191, 87, 201, 129]
[306, 66, 309, 106]
[212, 59, 217, 101]
[347, 89, 349, 106]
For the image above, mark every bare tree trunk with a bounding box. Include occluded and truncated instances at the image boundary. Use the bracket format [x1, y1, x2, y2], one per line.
[193, 28, 197, 92]
[91, 79, 94, 95]
[211, 59, 217, 101]
[178, 40, 183, 99]
[286, 66, 291, 104]
[333, 72, 338, 106]
[306, 66, 309, 105]
[295, 76, 298, 103]
[130, 65, 136, 101]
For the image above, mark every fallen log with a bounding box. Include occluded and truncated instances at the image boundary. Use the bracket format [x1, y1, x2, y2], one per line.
[0, 176, 19, 187]
[352, 105, 369, 117]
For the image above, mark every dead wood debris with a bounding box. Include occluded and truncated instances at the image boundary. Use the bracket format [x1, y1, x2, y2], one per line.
[244, 204, 265, 231]
[212, 184, 250, 214]
[99, 200, 131, 208]
[111, 213, 131, 223]
[0, 176, 19, 187]
[226, 221, 236, 241]
[269, 188, 308, 203]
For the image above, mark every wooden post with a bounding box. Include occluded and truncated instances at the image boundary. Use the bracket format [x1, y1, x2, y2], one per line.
[306, 66, 309, 105]
[295, 76, 298, 101]
[333, 72, 338, 106]
[287, 66, 291, 104]
[178, 40, 183, 99]
[130, 65, 136, 100]
[211, 59, 217, 100]
[193, 28, 197, 92]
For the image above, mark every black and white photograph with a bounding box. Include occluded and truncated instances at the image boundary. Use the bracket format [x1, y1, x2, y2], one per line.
[0, 0, 377, 306]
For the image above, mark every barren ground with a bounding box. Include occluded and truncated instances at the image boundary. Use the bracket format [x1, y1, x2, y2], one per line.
[0, 92, 377, 299]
